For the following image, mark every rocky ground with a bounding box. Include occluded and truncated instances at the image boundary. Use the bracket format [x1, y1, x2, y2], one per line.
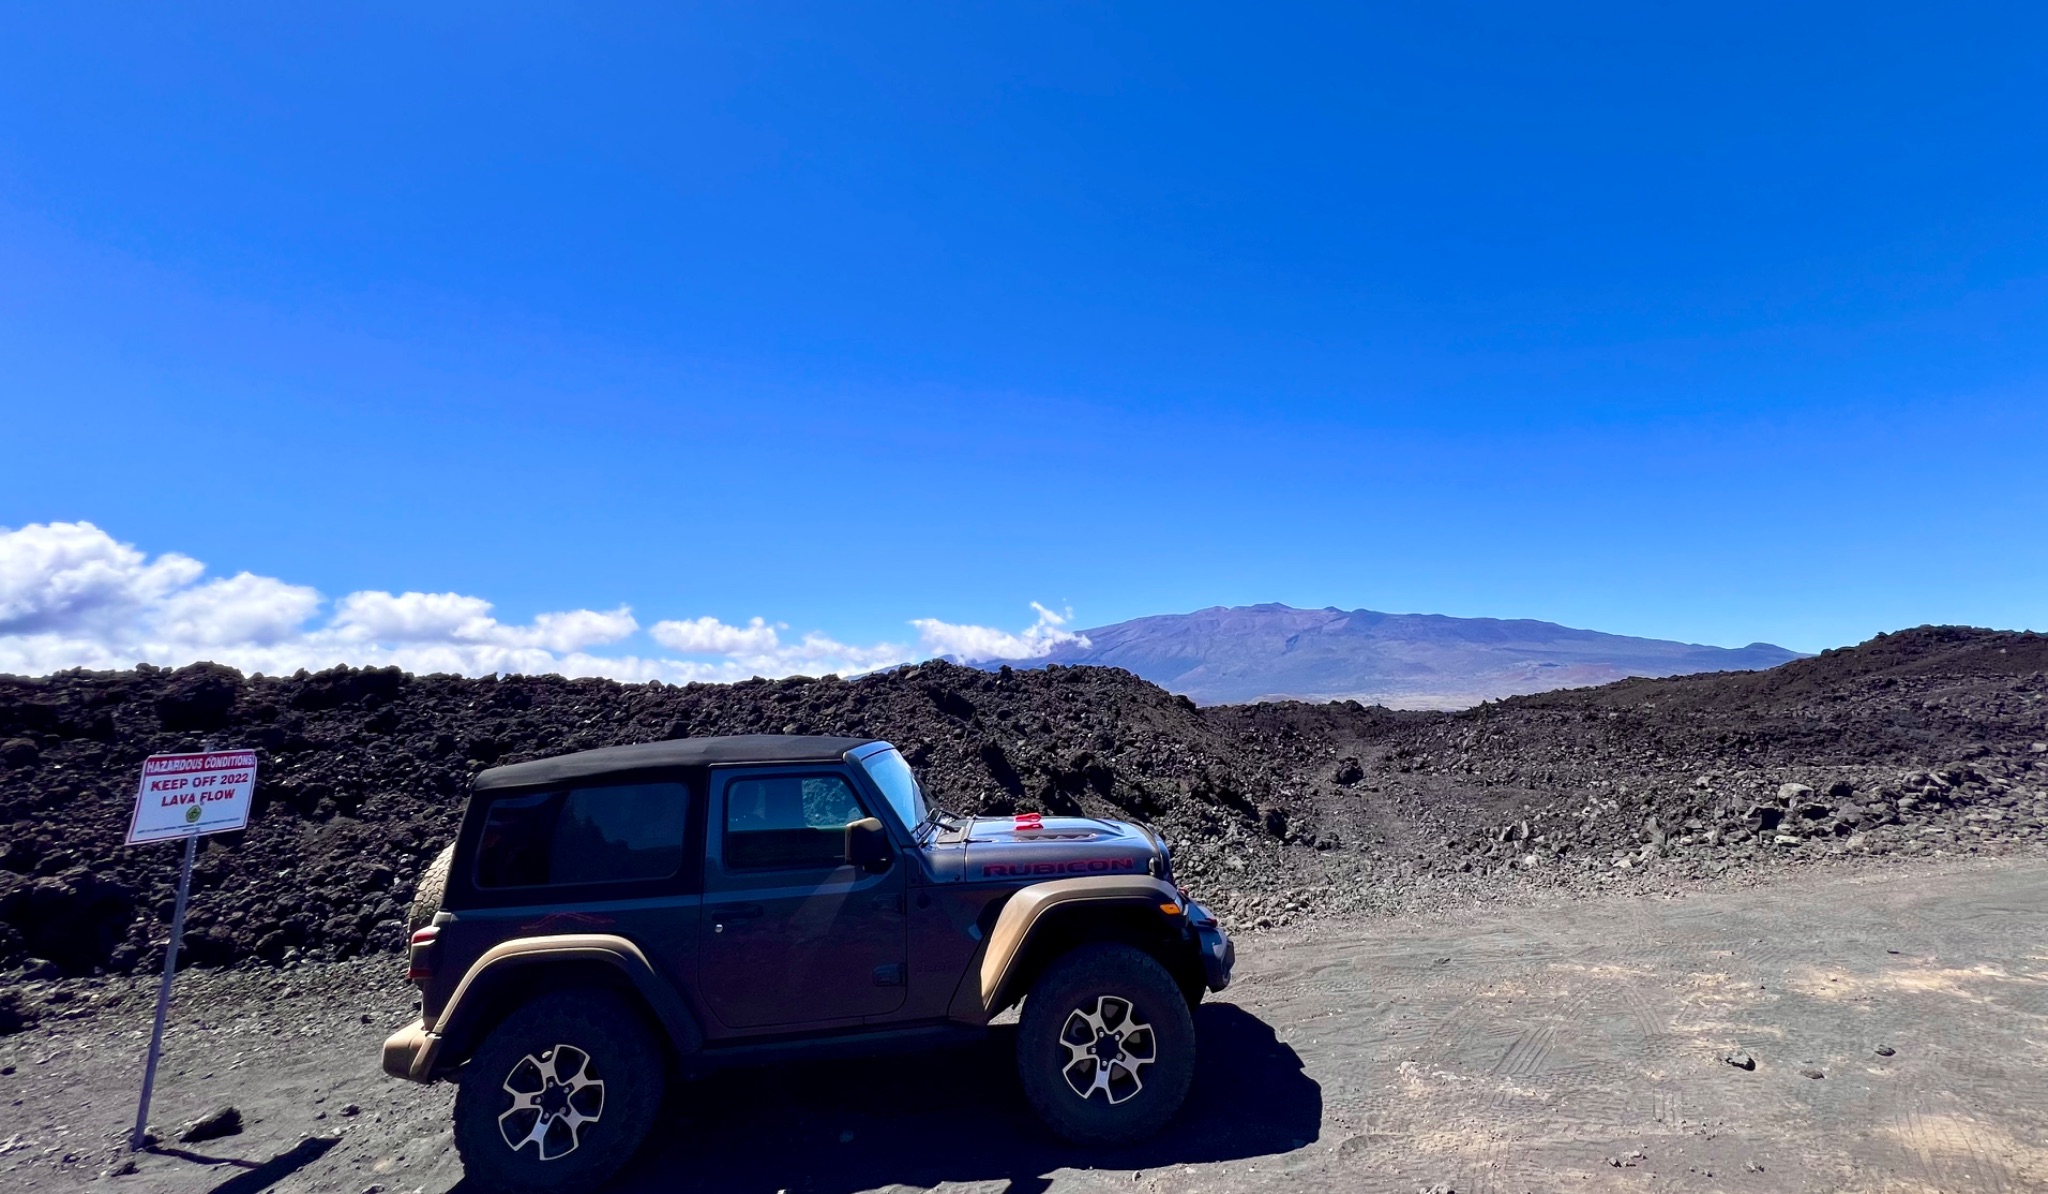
[4, 855, 2045, 1193]
[1, 624, 2045, 1018]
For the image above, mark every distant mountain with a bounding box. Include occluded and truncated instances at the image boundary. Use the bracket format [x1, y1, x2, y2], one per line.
[993, 603, 1805, 708]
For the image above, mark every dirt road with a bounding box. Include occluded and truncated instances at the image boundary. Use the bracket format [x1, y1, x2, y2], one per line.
[6, 857, 2047, 1193]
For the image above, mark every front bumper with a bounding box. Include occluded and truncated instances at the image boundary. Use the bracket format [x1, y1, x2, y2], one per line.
[380, 1018, 443, 1083]
[1188, 900, 1235, 992]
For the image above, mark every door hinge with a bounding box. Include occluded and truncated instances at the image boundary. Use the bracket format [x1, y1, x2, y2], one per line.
[872, 962, 907, 987]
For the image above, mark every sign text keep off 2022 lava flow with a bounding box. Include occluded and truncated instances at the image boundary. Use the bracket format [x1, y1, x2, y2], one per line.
[125, 750, 258, 844]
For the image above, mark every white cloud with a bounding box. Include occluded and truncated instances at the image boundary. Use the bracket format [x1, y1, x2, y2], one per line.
[330, 591, 636, 653]
[646, 617, 912, 678]
[0, 522, 1083, 686]
[649, 616, 782, 655]
[329, 591, 500, 643]
[155, 573, 322, 646]
[0, 520, 203, 635]
[912, 601, 1090, 662]
[505, 607, 641, 653]
[0, 522, 650, 680]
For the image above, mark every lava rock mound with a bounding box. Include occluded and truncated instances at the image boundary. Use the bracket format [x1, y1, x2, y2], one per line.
[0, 625, 2043, 991]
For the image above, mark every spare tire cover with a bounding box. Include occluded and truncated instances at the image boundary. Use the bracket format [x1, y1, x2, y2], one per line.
[407, 842, 456, 935]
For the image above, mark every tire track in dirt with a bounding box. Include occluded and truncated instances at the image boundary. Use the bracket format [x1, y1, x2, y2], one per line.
[1892, 1105, 2027, 1192]
[1301, 861, 2048, 1194]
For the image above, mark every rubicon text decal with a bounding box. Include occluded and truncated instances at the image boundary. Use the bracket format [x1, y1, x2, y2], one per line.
[981, 857, 1138, 878]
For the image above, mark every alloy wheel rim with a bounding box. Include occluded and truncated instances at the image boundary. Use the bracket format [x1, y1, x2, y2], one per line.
[498, 1044, 605, 1160]
[1059, 995, 1156, 1104]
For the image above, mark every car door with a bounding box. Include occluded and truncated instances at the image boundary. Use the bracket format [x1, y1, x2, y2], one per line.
[698, 765, 908, 1030]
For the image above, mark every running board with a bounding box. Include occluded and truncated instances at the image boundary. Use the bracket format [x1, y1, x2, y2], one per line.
[681, 1022, 986, 1077]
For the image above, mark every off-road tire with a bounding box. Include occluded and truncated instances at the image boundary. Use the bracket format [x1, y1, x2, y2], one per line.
[1016, 943, 1197, 1145]
[406, 843, 455, 936]
[453, 989, 665, 1194]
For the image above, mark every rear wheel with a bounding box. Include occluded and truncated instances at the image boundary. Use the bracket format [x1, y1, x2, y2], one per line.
[1016, 943, 1197, 1145]
[453, 989, 665, 1194]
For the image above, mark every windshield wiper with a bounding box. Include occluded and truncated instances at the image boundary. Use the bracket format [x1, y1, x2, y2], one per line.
[916, 805, 963, 837]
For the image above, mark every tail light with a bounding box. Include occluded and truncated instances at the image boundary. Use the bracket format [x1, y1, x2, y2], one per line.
[406, 927, 439, 982]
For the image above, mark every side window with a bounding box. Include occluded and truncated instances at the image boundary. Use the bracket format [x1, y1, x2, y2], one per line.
[723, 774, 866, 871]
[475, 782, 689, 888]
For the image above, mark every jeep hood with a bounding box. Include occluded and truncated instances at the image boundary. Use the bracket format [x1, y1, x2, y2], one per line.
[946, 814, 1163, 884]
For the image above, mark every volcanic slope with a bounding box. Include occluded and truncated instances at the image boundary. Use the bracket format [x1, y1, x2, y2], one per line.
[1001, 602, 1804, 706]
[1230, 625, 2048, 916]
[0, 626, 2044, 1013]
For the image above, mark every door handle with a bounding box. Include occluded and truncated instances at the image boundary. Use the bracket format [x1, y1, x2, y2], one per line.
[713, 903, 764, 932]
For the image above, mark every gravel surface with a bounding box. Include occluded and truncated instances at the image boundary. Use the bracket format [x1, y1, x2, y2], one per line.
[3, 855, 2045, 1193]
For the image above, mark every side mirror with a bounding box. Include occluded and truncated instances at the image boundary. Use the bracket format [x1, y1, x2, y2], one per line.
[846, 817, 893, 874]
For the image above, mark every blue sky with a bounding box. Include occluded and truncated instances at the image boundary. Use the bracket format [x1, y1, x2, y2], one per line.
[2, 3, 2043, 672]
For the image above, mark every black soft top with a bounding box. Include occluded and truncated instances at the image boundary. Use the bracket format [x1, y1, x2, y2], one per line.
[472, 734, 881, 792]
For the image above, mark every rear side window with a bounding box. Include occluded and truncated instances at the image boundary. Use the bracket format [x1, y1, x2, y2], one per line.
[475, 782, 689, 888]
[723, 774, 865, 870]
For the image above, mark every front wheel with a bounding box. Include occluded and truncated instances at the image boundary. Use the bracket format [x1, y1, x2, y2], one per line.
[1016, 943, 1197, 1145]
[453, 989, 666, 1194]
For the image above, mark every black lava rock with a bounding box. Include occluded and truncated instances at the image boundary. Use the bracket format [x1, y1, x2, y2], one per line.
[0, 625, 2041, 973]
[178, 1105, 244, 1143]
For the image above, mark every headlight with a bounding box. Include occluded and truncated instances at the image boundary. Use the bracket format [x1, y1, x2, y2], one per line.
[1149, 839, 1175, 884]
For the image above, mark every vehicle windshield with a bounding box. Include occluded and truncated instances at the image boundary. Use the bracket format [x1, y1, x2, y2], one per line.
[857, 746, 930, 833]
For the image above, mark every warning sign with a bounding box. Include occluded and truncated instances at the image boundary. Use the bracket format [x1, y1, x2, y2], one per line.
[126, 751, 259, 845]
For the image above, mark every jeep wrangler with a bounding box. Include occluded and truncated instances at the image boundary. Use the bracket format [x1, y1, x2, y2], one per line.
[382, 734, 1234, 1192]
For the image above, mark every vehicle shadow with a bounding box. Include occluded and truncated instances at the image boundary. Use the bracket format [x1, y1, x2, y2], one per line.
[602, 1002, 1319, 1194]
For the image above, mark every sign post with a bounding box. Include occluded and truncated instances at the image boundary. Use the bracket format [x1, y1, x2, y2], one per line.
[125, 748, 258, 1152]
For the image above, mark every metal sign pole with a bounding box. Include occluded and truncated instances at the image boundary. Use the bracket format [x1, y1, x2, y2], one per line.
[124, 738, 256, 1154]
[131, 829, 197, 1152]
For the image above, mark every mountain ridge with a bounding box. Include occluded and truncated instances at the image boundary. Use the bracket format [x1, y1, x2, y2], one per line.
[992, 603, 1805, 707]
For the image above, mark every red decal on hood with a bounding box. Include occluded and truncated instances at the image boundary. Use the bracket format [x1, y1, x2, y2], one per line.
[1013, 812, 1044, 831]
